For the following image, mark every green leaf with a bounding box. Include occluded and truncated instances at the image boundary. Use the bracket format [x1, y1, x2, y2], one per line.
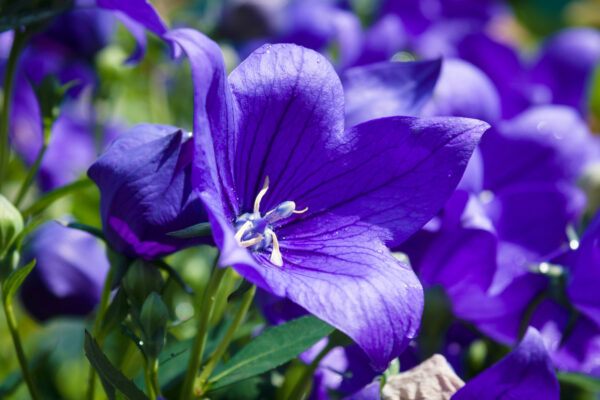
[590, 63, 600, 122]
[0, 194, 23, 259]
[0, 1, 73, 33]
[2, 259, 35, 305]
[63, 221, 105, 241]
[208, 315, 334, 390]
[100, 289, 129, 337]
[21, 178, 94, 218]
[558, 372, 600, 392]
[167, 222, 212, 238]
[152, 259, 195, 296]
[83, 331, 149, 400]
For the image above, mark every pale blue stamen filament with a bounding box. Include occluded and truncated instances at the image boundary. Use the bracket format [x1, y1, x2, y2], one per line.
[234, 177, 307, 266]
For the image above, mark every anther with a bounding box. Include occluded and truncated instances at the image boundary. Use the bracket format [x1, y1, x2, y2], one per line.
[268, 228, 283, 267]
[293, 206, 308, 214]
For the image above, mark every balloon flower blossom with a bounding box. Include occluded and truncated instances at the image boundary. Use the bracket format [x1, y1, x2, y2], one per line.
[164, 28, 489, 370]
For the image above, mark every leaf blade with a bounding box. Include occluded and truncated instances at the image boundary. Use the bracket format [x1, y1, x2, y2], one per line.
[208, 315, 334, 390]
[83, 331, 149, 400]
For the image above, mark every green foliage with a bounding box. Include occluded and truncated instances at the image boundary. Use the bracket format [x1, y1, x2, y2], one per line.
[0, 194, 23, 259]
[1, 259, 35, 306]
[139, 292, 169, 360]
[83, 331, 149, 400]
[0, 0, 73, 33]
[208, 315, 334, 391]
[167, 222, 212, 238]
[122, 260, 164, 311]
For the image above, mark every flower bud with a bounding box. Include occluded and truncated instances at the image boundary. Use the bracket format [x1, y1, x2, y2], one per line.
[88, 124, 211, 259]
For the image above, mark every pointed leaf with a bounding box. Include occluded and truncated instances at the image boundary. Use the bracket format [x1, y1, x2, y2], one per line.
[83, 331, 149, 400]
[2, 259, 36, 306]
[208, 315, 334, 390]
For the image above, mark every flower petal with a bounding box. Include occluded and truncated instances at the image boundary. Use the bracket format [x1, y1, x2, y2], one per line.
[278, 116, 488, 248]
[343, 58, 441, 127]
[421, 58, 501, 124]
[248, 229, 423, 371]
[227, 43, 345, 213]
[567, 210, 600, 327]
[452, 327, 559, 400]
[481, 105, 595, 190]
[163, 28, 238, 216]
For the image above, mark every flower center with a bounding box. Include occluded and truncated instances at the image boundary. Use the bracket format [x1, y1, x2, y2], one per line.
[234, 177, 307, 266]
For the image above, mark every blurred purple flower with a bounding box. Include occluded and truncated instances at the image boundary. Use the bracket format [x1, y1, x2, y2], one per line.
[20, 221, 110, 321]
[399, 104, 596, 344]
[88, 124, 210, 260]
[342, 58, 441, 127]
[421, 58, 501, 124]
[531, 27, 600, 114]
[167, 28, 488, 369]
[452, 327, 559, 400]
[3, 0, 171, 190]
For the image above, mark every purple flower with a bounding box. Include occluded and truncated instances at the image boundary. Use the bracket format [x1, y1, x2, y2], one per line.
[166, 28, 488, 369]
[4, 0, 171, 190]
[421, 58, 501, 124]
[531, 27, 600, 114]
[399, 104, 595, 344]
[531, 300, 600, 377]
[88, 124, 209, 260]
[20, 221, 110, 321]
[342, 58, 441, 127]
[452, 327, 559, 400]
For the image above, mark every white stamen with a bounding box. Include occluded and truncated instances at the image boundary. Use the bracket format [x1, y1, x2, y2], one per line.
[293, 206, 308, 214]
[254, 176, 270, 213]
[240, 235, 264, 248]
[269, 229, 283, 267]
[234, 220, 253, 242]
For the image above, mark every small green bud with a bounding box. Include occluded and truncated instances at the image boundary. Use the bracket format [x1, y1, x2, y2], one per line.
[0, 195, 24, 260]
[139, 292, 169, 359]
[122, 259, 164, 310]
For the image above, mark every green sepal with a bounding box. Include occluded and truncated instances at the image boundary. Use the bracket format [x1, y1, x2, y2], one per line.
[122, 260, 164, 311]
[32, 75, 79, 138]
[167, 222, 212, 238]
[83, 330, 149, 400]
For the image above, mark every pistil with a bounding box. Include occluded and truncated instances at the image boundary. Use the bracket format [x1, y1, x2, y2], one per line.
[234, 176, 307, 267]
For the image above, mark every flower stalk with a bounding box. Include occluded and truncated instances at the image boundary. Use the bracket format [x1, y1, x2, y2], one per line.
[85, 260, 117, 400]
[179, 256, 227, 400]
[2, 293, 39, 400]
[194, 284, 257, 394]
[0, 30, 27, 192]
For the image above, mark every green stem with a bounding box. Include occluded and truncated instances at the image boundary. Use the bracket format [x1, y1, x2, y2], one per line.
[144, 358, 159, 400]
[2, 297, 39, 400]
[196, 284, 256, 394]
[86, 261, 117, 400]
[179, 259, 227, 400]
[288, 341, 335, 400]
[144, 361, 156, 400]
[0, 30, 27, 192]
[14, 130, 50, 207]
